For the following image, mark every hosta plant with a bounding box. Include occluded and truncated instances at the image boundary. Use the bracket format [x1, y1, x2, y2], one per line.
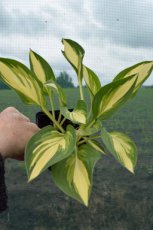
[0, 39, 153, 206]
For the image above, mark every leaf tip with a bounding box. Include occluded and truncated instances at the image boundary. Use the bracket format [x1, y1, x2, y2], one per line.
[28, 178, 32, 183]
[128, 166, 135, 174]
[29, 48, 34, 54]
[83, 199, 89, 207]
[28, 173, 36, 183]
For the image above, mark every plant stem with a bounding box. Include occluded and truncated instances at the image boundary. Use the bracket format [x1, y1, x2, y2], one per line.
[77, 134, 101, 146]
[79, 81, 84, 100]
[90, 134, 101, 139]
[85, 119, 96, 129]
[57, 110, 62, 123]
[87, 92, 93, 120]
[60, 117, 66, 126]
[78, 58, 84, 100]
[48, 90, 55, 119]
[42, 107, 65, 133]
[77, 139, 86, 145]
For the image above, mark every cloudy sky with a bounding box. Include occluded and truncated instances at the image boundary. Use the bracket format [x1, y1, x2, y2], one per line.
[0, 0, 153, 85]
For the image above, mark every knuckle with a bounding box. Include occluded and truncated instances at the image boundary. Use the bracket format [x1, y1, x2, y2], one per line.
[4, 107, 18, 113]
[30, 123, 40, 132]
[6, 106, 17, 111]
[0, 107, 17, 118]
[25, 116, 30, 122]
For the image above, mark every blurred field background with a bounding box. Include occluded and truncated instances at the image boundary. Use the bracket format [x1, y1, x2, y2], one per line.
[0, 87, 153, 230]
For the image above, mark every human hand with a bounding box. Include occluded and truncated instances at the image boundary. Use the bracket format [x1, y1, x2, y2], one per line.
[0, 107, 40, 160]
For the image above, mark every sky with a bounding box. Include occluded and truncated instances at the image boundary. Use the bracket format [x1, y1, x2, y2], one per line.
[0, 0, 153, 86]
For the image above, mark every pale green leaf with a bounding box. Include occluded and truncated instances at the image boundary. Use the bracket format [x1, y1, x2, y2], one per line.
[92, 74, 138, 120]
[83, 65, 101, 96]
[101, 128, 137, 173]
[52, 144, 101, 206]
[113, 61, 153, 96]
[46, 80, 67, 106]
[61, 100, 87, 124]
[0, 58, 46, 106]
[25, 125, 76, 182]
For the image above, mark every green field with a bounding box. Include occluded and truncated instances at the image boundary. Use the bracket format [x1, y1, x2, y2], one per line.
[0, 88, 153, 230]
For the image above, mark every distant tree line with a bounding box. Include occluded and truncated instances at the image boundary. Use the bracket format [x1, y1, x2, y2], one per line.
[0, 72, 152, 89]
[142, 85, 153, 88]
[56, 71, 75, 88]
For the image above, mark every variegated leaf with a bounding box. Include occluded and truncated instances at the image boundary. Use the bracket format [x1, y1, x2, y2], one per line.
[29, 49, 55, 83]
[92, 74, 137, 120]
[46, 80, 66, 106]
[83, 65, 101, 96]
[61, 100, 87, 124]
[25, 125, 76, 182]
[29, 50, 56, 94]
[62, 39, 84, 79]
[0, 58, 46, 106]
[52, 144, 101, 206]
[101, 128, 137, 173]
[113, 61, 153, 96]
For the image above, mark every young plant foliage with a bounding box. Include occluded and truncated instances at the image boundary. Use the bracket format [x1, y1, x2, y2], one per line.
[30, 49, 55, 83]
[0, 58, 46, 106]
[113, 61, 153, 96]
[46, 80, 67, 106]
[92, 74, 138, 120]
[62, 39, 85, 77]
[83, 65, 101, 96]
[61, 100, 87, 124]
[0, 38, 152, 206]
[52, 144, 101, 206]
[101, 128, 137, 173]
[26, 125, 76, 182]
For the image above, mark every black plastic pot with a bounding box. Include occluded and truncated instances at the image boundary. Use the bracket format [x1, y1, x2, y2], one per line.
[36, 109, 78, 130]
